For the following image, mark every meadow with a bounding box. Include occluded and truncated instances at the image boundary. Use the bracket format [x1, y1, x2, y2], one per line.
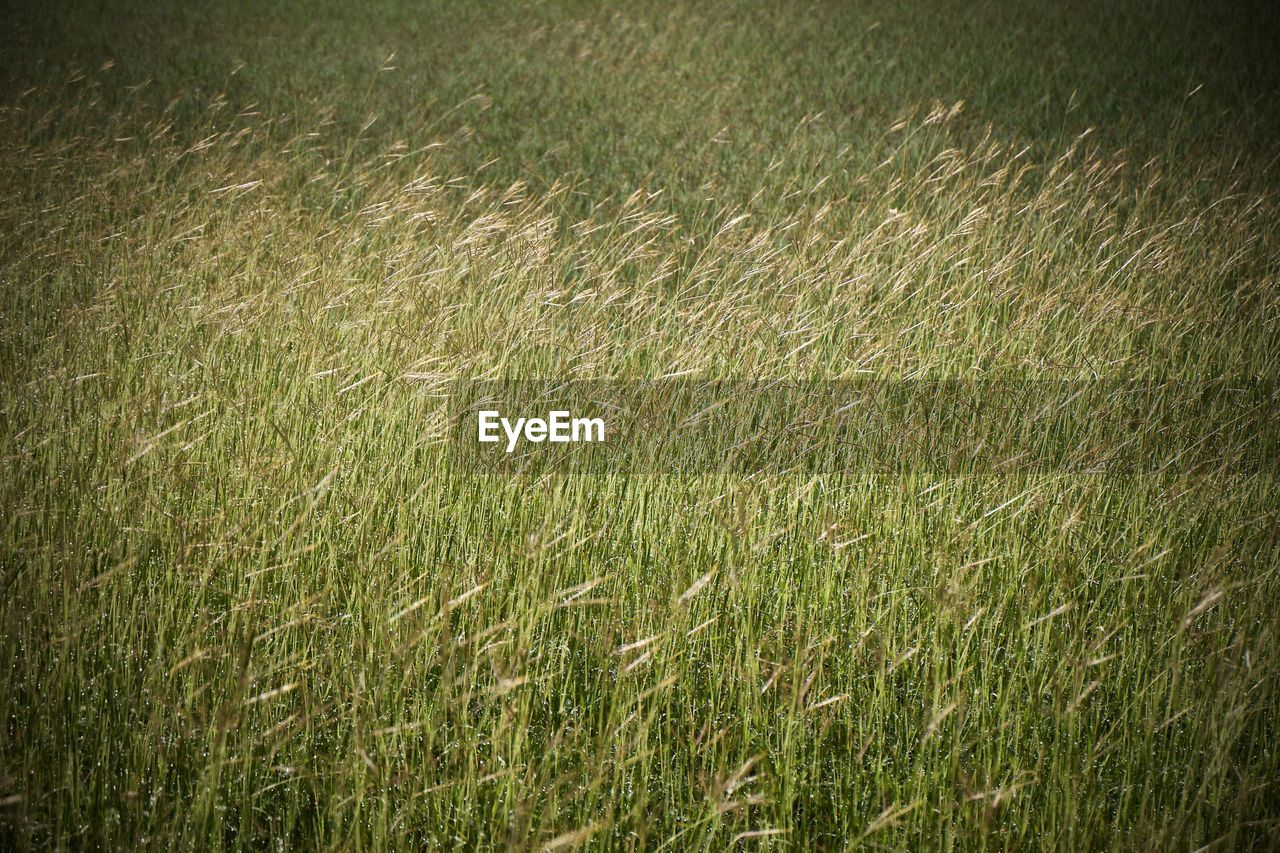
[2, 0, 1279, 848]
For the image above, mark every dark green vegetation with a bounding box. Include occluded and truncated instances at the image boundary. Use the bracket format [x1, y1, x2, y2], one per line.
[2, 0, 1279, 848]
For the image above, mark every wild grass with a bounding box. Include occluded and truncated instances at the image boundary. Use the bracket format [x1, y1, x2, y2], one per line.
[1, 0, 1279, 848]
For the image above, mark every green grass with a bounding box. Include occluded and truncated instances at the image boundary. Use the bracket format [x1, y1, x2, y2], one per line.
[2, 0, 1279, 848]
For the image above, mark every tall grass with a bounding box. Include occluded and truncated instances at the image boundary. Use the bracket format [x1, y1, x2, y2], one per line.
[2, 0, 1278, 848]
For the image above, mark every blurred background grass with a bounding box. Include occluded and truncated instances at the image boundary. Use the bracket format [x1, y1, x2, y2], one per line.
[6, 0, 1280, 206]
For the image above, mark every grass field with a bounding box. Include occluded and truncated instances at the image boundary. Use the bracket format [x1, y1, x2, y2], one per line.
[2, 0, 1279, 848]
